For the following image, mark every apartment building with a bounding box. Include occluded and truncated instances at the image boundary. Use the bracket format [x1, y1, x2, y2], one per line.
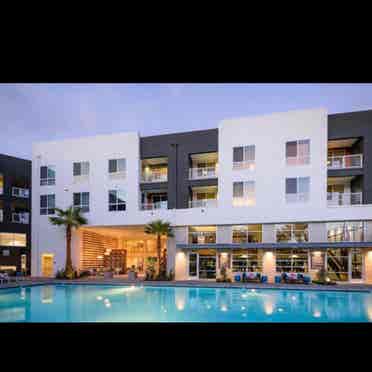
[0, 154, 31, 274]
[31, 108, 372, 283]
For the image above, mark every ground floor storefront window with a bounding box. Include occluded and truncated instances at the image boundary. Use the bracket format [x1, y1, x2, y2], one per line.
[276, 249, 309, 272]
[231, 249, 263, 272]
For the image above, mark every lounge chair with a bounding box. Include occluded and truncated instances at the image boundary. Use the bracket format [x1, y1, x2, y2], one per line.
[281, 272, 311, 284]
[242, 272, 261, 283]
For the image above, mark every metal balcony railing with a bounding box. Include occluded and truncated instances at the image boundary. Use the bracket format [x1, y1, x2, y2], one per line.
[12, 212, 30, 224]
[327, 192, 362, 206]
[327, 154, 363, 169]
[189, 167, 217, 180]
[141, 173, 168, 183]
[188, 199, 218, 209]
[140, 201, 168, 211]
[12, 187, 29, 198]
[233, 160, 255, 170]
[188, 231, 216, 244]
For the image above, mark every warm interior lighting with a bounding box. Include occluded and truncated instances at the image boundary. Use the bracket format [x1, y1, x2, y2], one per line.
[313, 251, 321, 257]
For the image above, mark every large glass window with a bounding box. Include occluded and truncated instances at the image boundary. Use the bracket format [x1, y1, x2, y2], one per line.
[232, 249, 263, 272]
[0, 173, 3, 194]
[108, 158, 126, 174]
[40, 166, 56, 186]
[276, 223, 308, 242]
[327, 221, 365, 242]
[188, 226, 216, 244]
[73, 161, 90, 177]
[232, 225, 262, 243]
[73, 192, 90, 212]
[286, 139, 310, 165]
[233, 181, 256, 206]
[0, 233, 27, 247]
[108, 190, 126, 211]
[327, 248, 349, 281]
[233, 145, 255, 169]
[276, 249, 309, 272]
[40, 194, 55, 215]
[285, 177, 310, 203]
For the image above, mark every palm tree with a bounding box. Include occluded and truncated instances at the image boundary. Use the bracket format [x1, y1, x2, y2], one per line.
[49, 206, 88, 278]
[144, 220, 174, 277]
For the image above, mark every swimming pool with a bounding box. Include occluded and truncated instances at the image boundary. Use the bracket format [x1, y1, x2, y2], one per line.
[1, 284, 372, 322]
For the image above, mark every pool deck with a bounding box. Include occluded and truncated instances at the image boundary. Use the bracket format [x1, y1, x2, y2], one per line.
[1, 277, 372, 292]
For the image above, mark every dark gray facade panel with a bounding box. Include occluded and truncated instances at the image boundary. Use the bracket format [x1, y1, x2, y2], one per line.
[328, 110, 372, 204]
[140, 129, 218, 209]
[0, 154, 31, 274]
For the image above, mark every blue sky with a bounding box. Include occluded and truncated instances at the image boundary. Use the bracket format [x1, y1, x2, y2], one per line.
[1, 83, 372, 160]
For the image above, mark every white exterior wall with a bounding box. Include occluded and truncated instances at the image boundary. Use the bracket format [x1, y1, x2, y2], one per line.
[31, 108, 372, 276]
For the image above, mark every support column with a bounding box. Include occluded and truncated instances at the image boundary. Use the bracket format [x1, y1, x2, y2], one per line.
[263, 250, 276, 283]
[175, 250, 188, 280]
[364, 249, 372, 284]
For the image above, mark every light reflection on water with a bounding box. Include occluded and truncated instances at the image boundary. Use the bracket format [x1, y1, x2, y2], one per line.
[0, 284, 371, 322]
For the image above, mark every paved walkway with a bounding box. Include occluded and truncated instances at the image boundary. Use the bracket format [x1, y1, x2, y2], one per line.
[1, 277, 372, 292]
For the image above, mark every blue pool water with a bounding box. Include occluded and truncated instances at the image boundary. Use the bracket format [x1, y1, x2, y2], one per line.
[0, 284, 372, 322]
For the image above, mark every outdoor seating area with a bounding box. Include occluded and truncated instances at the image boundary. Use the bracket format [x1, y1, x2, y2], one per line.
[0, 271, 28, 285]
[275, 272, 312, 285]
[234, 272, 268, 283]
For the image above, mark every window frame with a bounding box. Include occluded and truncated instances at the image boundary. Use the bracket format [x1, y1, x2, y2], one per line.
[40, 165, 56, 186]
[233, 145, 256, 170]
[73, 192, 90, 213]
[327, 221, 365, 242]
[275, 248, 309, 273]
[40, 194, 55, 215]
[232, 181, 256, 207]
[231, 249, 263, 273]
[0, 233, 27, 247]
[232, 225, 262, 243]
[73, 161, 90, 177]
[286, 139, 310, 166]
[285, 176, 310, 203]
[108, 189, 127, 212]
[108, 158, 127, 175]
[275, 223, 309, 243]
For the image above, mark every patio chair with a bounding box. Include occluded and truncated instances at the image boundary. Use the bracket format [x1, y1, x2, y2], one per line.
[0, 273, 10, 284]
[242, 272, 261, 283]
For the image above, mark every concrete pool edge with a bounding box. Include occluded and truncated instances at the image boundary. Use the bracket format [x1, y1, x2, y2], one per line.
[1, 279, 371, 293]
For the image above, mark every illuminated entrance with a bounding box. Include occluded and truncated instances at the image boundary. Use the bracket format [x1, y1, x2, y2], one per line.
[188, 250, 217, 279]
[80, 226, 166, 274]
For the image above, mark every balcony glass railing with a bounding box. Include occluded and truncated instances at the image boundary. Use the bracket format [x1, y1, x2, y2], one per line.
[141, 172, 168, 183]
[12, 187, 29, 198]
[188, 231, 216, 244]
[140, 201, 168, 211]
[189, 167, 217, 180]
[188, 199, 218, 209]
[327, 192, 362, 206]
[233, 160, 255, 170]
[327, 154, 363, 169]
[12, 212, 30, 224]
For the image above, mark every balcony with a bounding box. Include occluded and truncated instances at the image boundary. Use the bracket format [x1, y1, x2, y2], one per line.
[327, 154, 363, 169]
[140, 201, 168, 211]
[12, 212, 30, 224]
[327, 192, 362, 207]
[12, 187, 29, 198]
[189, 167, 217, 180]
[189, 199, 218, 209]
[189, 152, 218, 180]
[141, 157, 168, 183]
[188, 227, 216, 244]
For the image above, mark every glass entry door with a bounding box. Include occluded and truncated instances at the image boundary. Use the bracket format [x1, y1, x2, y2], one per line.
[188, 253, 198, 279]
[198, 254, 216, 279]
[351, 249, 363, 280]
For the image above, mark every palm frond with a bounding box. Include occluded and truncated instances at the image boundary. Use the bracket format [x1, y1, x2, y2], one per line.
[144, 219, 173, 237]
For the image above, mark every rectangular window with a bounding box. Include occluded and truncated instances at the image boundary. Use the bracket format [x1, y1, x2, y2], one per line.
[232, 225, 262, 243]
[40, 194, 55, 215]
[0, 173, 3, 194]
[108, 190, 126, 211]
[0, 233, 27, 247]
[108, 158, 126, 174]
[40, 165, 56, 186]
[276, 223, 308, 243]
[285, 177, 310, 203]
[233, 145, 255, 170]
[73, 192, 90, 212]
[327, 221, 365, 242]
[286, 139, 310, 165]
[232, 249, 263, 272]
[233, 181, 256, 206]
[73, 161, 90, 176]
[276, 249, 309, 273]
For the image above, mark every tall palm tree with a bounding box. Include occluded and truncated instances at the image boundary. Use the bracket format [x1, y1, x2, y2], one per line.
[144, 220, 174, 276]
[49, 206, 88, 278]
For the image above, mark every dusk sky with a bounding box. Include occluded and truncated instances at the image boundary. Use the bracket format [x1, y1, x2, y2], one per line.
[1, 83, 372, 160]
